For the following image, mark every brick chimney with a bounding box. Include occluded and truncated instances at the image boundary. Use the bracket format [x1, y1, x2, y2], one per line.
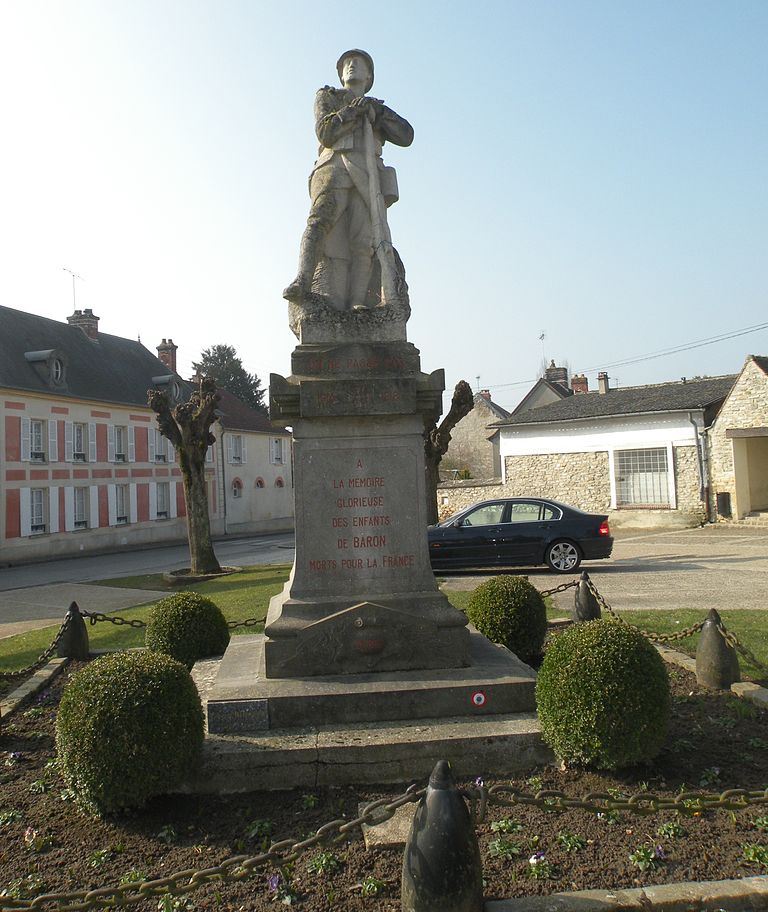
[571, 373, 589, 394]
[156, 338, 178, 372]
[598, 371, 610, 394]
[478, 389, 492, 401]
[544, 360, 569, 386]
[67, 308, 100, 341]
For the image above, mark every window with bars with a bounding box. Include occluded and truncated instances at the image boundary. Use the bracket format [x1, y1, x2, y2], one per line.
[74, 487, 89, 528]
[615, 447, 670, 507]
[30, 489, 46, 533]
[156, 482, 170, 519]
[116, 484, 129, 523]
[231, 435, 243, 464]
[31, 419, 46, 462]
[115, 426, 127, 462]
[73, 423, 87, 461]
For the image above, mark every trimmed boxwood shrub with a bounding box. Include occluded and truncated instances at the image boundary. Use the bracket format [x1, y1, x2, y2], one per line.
[56, 651, 204, 815]
[536, 619, 670, 769]
[145, 592, 230, 669]
[466, 575, 547, 662]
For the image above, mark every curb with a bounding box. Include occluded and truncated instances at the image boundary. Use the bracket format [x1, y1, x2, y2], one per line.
[655, 644, 768, 708]
[0, 657, 69, 720]
[485, 875, 768, 911]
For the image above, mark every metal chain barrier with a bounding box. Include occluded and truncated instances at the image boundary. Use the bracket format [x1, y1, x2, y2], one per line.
[485, 783, 768, 816]
[79, 607, 265, 632]
[77, 609, 146, 629]
[226, 617, 264, 630]
[3, 775, 767, 911]
[539, 579, 580, 598]
[0, 613, 73, 682]
[0, 785, 425, 911]
[583, 578, 706, 644]
[716, 620, 768, 672]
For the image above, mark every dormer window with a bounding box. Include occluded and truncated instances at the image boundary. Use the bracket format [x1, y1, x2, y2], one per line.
[24, 349, 67, 387]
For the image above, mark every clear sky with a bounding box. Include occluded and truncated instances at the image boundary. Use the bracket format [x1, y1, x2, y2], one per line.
[1, 0, 766, 411]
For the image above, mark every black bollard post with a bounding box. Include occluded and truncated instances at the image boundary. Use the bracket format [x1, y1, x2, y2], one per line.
[573, 571, 601, 622]
[696, 608, 740, 690]
[401, 760, 483, 912]
[56, 602, 90, 660]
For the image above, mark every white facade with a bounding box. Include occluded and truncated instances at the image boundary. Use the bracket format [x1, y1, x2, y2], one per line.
[500, 412, 705, 511]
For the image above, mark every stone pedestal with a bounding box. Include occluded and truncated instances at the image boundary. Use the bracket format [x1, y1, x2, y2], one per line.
[267, 339, 470, 678]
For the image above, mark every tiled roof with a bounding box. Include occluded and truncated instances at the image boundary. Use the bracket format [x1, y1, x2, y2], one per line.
[493, 375, 736, 426]
[475, 392, 510, 420]
[0, 305, 177, 407]
[751, 355, 768, 376]
[216, 388, 284, 434]
[512, 377, 572, 415]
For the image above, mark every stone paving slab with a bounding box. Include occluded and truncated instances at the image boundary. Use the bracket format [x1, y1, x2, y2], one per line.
[0, 583, 165, 638]
[485, 875, 768, 910]
[358, 801, 414, 849]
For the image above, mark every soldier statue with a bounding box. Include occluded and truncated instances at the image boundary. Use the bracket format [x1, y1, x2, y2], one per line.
[283, 49, 413, 312]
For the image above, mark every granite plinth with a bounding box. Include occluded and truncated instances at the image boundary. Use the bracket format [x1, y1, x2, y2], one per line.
[267, 340, 470, 677]
[183, 712, 550, 793]
[206, 632, 536, 733]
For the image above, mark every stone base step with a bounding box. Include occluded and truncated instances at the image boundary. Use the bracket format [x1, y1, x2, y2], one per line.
[182, 712, 552, 792]
[206, 633, 537, 732]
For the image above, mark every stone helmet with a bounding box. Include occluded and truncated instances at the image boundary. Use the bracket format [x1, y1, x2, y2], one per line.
[336, 49, 374, 93]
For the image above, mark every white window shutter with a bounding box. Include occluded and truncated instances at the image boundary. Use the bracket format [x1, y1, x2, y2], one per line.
[64, 421, 73, 462]
[20, 488, 31, 537]
[89, 485, 99, 528]
[107, 425, 116, 462]
[107, 484, 117, 525]
[64, 486, 75, 532]
[88, 423, 97, 462]
[206, 445, 213, 463]
[148, 428, 156, 462]
[227, 435, 233, 464]
[48, 420, 58, 462]
[269, 437, 275, 464]
[129, 484, 138, 523]
[149, 482, 158, 520]
[49, 487, 59, 533]
[167, 440, 175, 463]
[170, 483, 178, 518]
[127, 426, 136, 462]
[241, 436, 247, 465]
[21, 417, 31, 462]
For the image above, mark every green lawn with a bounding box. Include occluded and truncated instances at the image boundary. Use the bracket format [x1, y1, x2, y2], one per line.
[1, 569, 766, 686]
[0, 564, 290, 675]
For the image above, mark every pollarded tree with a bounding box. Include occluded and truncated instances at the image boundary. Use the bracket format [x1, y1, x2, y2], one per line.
[192, 344, 267, 414]
[147, 377, 222, 574]
[424, 380, 475, 525]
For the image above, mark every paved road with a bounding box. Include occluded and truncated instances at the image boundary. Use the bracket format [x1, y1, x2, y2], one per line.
[0, 533, 295, 591]
[443, 525, 768, 614]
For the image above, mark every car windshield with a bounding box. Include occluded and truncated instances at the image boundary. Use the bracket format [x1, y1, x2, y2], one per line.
[438, 508, 467, 527]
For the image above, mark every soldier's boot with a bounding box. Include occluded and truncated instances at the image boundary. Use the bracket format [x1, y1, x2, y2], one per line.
[348, 254, 374, 311]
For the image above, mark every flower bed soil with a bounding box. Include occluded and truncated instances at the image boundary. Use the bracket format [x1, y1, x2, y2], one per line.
[1, 663, 767, 911]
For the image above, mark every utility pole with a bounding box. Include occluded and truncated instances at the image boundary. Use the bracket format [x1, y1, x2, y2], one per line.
[62, 267, 84, 309]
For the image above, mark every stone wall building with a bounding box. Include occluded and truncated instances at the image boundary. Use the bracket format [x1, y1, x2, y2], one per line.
[707, 355, 768, 521]
[0, 304, 293, 564]
[439, 389, 510, 480]
[437, 372, 734, 529]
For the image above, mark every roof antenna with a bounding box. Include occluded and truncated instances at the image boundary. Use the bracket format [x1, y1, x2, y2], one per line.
[62, 267, 84, 309]
[475, 375, 480, 392]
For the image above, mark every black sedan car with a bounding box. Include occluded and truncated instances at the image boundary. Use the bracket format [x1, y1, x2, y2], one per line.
[428, 497, 613, 574]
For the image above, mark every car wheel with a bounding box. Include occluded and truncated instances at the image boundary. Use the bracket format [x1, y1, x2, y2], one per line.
[545, 540, 582, 574]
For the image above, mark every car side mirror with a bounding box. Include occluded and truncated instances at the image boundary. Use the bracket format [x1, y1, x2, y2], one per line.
[452, 519, 463, 528]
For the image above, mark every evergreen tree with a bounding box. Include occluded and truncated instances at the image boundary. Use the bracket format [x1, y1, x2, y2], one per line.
[192, 344, 266, 413]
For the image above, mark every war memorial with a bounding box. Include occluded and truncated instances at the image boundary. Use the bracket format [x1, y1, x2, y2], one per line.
[201, 50, 546, 787]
